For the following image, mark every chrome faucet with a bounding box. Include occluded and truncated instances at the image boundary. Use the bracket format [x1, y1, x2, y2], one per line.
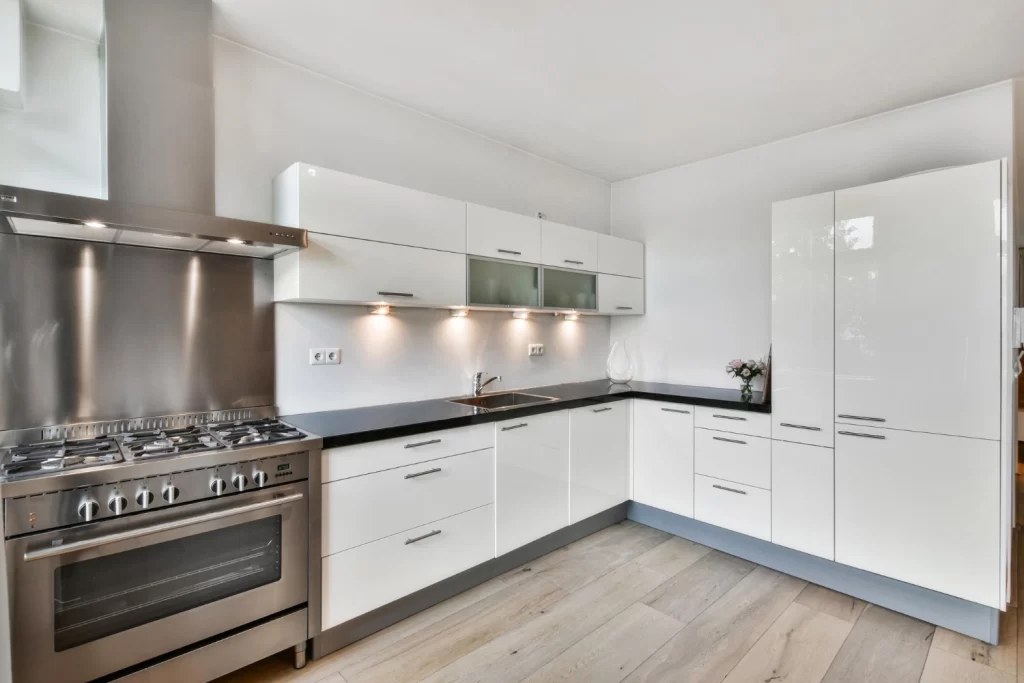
[472, 372, 502, 396]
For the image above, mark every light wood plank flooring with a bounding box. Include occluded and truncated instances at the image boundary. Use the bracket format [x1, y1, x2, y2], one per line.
[218, 520, 1020, 683]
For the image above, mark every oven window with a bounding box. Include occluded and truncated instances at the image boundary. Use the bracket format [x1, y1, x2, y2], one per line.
[53, 516, 282, 652]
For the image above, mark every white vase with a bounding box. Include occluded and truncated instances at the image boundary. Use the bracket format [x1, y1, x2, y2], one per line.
[606, 341, 634, 384]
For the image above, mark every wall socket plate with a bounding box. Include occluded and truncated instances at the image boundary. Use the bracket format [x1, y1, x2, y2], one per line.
[325, 348, 341, 364]
[528, 343, 545, 357]
[309, 348, 326, 365]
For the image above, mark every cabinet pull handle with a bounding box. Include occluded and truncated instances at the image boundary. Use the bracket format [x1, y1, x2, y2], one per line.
[615, 306, 633, 310]
[712, 436, 747, 445]
[712, 484, 747, 496]
[592, 407, 613, 413]
[405, 529, 442, 545]
[497, 249, 522, 256]
[837, 414, 886, 423]
[779, 423, 821, 432]
[713, 414, 746, 421]
[564, 259, 584, 265]
[404, 438, 441, 449]
[501, 423, 528, 431]
[661, 408, 691, 414]
[378, 291, 415, 298]
[838, 430, 886, 440]
[404, 467, 442, 479]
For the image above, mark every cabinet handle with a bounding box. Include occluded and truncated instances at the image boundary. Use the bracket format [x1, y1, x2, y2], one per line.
[838, 430, 886, 440]
[404, 467, 442, 479]
[837, 414, 886, 423]
[404, 438, 441, 449]
[779, 423, 821, 432]
[615, 306, 633, 310]
[712, 484, 747, 496]
[378, 291, 414, 298]
[661, 408, 691, 414]
[712, 436, 747, 445]
[713, 414, 746, 421]
[564, 259, 584, 265]
[501, 423, 528, 431]
[497, 249, 522, 256]
[405, 529, 442, 545]
[592, 407, 613, 413]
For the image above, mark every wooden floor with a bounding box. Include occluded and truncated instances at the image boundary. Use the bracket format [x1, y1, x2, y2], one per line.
[218, 520, 1022, 683]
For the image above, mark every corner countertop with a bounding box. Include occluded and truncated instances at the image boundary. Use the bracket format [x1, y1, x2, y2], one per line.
[281, 379, 769, 450]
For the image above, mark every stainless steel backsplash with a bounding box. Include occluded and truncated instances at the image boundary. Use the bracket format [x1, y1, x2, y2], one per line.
[0, 234, 275, 431]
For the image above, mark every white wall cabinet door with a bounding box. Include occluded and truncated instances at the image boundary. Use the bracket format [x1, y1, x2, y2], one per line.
[569, 401, 630, 523]
[834, 425, 1000, 607]
[598, 274, 644, 315]
[467, 203, 541, 263]
[632, 400, 694, 518]
[834, 161, 1001, 439]
[771, 441, 833, 560]
[495, 411, 570, 556]
[274, 233, 466, 307]
[541, 220, 598, 271]
[771, 192, 834, 447]
[597, 234, 644, 278]
[275, 163, 467, 253]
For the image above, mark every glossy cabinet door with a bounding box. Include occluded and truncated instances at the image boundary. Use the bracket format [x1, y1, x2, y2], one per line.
[495, 411, 570, 556]
[771, 192, 834, 447]
[274, 163, 467, 253]
[542, 267, 597, 311]
[597, 234, 644, 278]
[632, 400, 694, 518]
[771, 441, 833, 560]
[467, 203, 541, 263]
[598, 274, 644, 314]
[569, 402, 630, 523]
[834, 425, 1000, 607]
[468, 257, 540, 308]
[541, 220, 598, 271]
[834, 161, 1001, 439]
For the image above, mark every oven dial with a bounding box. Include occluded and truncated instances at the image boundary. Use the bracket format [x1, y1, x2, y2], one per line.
[108, 495, 128, 515]
[78, 500, 100, 521]
[162, 485, 180, 503]
[136, 490, 155, 508]
[253, 470, 268, 487]
[232, 474, 249, 491]
[211, 478, 227, 495]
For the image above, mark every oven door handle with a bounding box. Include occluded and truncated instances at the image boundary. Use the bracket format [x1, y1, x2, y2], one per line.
[23, 491, 305, 563]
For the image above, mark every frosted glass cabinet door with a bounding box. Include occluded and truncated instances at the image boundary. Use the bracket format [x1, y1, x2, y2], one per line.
[468, 257, 540, 308]
[771, 192, 834, 447]
[543, 267, 597, 310]
[834, 161, 1001, 439]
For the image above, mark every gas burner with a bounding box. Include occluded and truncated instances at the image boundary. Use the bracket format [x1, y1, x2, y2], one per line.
[119, 426, 225, 460]
[208, 418, 305, 448]
[0, 437, 123, 480]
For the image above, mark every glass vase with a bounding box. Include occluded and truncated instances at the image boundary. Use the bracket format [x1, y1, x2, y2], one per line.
[740, 380, 753, 401]
[606, 341, 634, 384]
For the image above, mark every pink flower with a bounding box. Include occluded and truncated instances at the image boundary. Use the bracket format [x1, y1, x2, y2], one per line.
[729, 359, 743, 369]
[741, 368, 751, 377]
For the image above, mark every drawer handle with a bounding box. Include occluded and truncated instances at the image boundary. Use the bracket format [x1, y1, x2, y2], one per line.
[497, 249, 522, 256]
[405, 529, 442, 545]
[712, 436, 747, 445]
[404, 467, 442, 479]
[592, 407, 613, 413]
[501, 423, 528, 431]
[712, 484, 747, 496]
[563, 259, 584, 265]
[713, 414, 747, 421]
[378, 291, 415, 298]
[837, 414, 886, 423]
[838, 430, 886, 440]
[779, 423, 821, 432]
[404, 438, 442, 449]
[661, 407, 691, 414]
[615, 306, 633, 310]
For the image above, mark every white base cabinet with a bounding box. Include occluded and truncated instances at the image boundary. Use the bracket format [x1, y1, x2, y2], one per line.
[694, 474, 771, 542]
[771, 441, 834, 560]
[569, 402, 630, 523]
[632, 400, 694, 518]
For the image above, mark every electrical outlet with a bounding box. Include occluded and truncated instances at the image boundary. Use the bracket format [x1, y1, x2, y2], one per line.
[309, 348, 326, 365]
[528, 343, 545, 357]
[325, 348, 341, 365]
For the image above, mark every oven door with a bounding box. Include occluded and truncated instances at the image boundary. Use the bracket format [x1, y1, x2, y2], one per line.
[7, 482, 307, 683]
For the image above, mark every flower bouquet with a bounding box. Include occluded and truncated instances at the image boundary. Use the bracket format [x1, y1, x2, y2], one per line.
[726, 358, 766, 401]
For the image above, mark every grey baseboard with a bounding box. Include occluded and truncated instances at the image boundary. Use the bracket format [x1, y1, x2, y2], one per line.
[311, 503, 628, 660]
[627, 501, 1000, 645]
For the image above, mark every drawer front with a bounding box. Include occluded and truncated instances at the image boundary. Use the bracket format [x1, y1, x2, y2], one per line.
[467, 203, 541, 263]
[694, 429, 771, 489]
[322, 448, 495, 556]
[695, 406, 771, 438]
[322, 424, 494, 483]
[322, 504, 495, 629]
[694, 475, 771, 541]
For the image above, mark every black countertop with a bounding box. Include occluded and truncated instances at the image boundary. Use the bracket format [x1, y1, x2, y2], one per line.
[282, 379, 769, 450]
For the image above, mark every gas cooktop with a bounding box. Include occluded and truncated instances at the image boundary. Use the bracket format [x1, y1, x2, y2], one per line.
[0, 436, 124, 479]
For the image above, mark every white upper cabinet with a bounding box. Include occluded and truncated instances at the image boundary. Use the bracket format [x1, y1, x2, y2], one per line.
[541, 220, 598, 271]
[633, 400, 695, 518]
[274, 163, 467, 253]
[569, 402, 631, 523]
[598, 274, 644, 315]
[597, 234, 644, 278]
[771, 192, 834, 447]
[466, 204, 541, 263]
[834, 161, 1002, 439]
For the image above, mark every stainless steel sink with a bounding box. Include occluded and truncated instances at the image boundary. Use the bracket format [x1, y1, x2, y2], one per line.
[448, 391, 558, 411]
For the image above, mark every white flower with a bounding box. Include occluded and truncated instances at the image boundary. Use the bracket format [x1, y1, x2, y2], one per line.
[741, 368, 751, 377]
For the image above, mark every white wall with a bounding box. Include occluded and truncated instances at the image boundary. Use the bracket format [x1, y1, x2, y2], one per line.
[0, 22, 103, 197]
[0, 0, 22, 103]
[611, 82, 1015, 389]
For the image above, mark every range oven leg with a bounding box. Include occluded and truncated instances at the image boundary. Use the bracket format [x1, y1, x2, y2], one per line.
[294, 642, 308, 669]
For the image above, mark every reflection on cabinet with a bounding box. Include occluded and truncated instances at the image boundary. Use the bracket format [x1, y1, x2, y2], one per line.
[542, 267, 597, 311]
[541, 220, 598, 271]
[597, 234, 644, 278]
[468, 257, 540, 308]
[569, 402, 630, 523]
[835, 425, 999, 607]
[495, 411, 570, 556]
[275, 233, 466, 307]
[771, 441, 833, 560]
[632, 400, 694, 518]
[598, 274, 644, 314]
[467, 204, 541, 263]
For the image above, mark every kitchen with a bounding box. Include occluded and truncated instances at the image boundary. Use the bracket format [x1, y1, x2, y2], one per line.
[0, 2, 1022, 683]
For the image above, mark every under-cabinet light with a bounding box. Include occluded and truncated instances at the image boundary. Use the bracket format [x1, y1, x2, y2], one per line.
[563, 312, 580, 322]
[449, 309, 469, 318]
[512, 310, 530, 320]
[369, 304, 391, 316]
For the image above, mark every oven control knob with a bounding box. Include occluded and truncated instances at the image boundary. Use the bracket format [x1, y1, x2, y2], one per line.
[253, 470, 268, 487]
[210, 478, 227, 495]
[78, 500, 100, 521]
[162, 485, 180, 503]
[136, 490, 155, 508]
[232, 474, 249, 491]
[108, 495, 128, 515]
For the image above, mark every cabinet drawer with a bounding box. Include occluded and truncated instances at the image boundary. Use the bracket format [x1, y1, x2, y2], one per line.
[322, 424, 493, 483]
[695, 406, 770, 438]
[467, 204, 541, 263]
[695, 429, 771, 489]
[322, 448, 494, 556]
[694, 475, 771, 541]
[322, 504, 495, 629]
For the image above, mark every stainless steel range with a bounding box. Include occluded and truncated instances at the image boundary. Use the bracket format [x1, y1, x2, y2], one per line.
[1, 410, 321, 683]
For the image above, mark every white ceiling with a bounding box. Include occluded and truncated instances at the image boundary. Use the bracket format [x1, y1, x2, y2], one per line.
[24, 0, 103, 43]
[227, 2, 1021, 180]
